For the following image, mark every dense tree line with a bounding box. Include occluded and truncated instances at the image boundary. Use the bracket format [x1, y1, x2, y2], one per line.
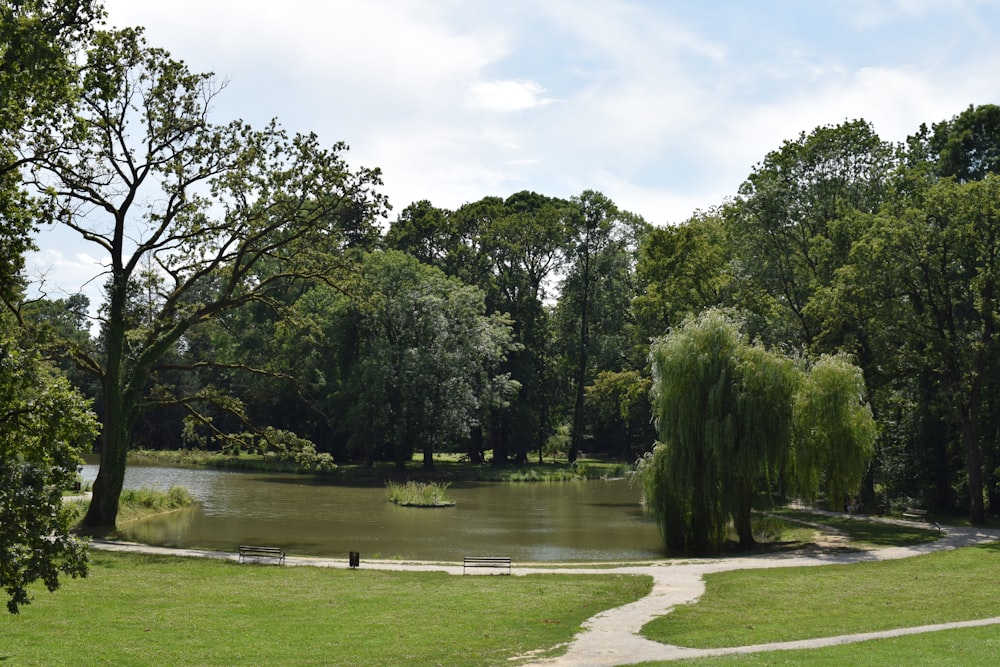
[5, 0, 1000, 554]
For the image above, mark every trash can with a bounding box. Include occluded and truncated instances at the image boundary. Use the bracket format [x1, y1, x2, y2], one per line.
[349, 551, 360, 568]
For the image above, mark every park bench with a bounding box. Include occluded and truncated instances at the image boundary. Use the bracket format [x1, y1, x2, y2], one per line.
[463, 556, 511, 575]
[238, 545, 286, 564]
[902, 508, 942, 532]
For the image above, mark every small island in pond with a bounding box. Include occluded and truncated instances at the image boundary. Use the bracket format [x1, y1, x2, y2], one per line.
[386, 481, 455, 507]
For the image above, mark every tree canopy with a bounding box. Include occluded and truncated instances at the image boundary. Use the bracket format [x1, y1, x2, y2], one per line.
[7, 0, 1000, 561]
[11, 23, 386, 530]
[642, 310, 874, 554]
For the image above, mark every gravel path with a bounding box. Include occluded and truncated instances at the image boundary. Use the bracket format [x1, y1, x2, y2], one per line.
[88, 513, 1000, 667]
[514, 515, 1000, 667]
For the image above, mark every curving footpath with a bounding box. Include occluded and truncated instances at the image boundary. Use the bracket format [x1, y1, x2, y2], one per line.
[89, 513, 1000, 667]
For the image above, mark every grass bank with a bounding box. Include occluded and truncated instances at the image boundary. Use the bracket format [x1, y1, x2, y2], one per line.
[64, 485, 195, 530]
[126, 448, 633, 482]
[642, 542, 1000, 652]
[2, 551, 651, 666]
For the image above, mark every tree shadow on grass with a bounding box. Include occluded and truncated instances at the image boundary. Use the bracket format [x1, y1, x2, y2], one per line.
[774, 509, 940, 547]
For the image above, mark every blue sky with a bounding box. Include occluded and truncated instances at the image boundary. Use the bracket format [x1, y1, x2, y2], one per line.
[26, 0, 1000, 306]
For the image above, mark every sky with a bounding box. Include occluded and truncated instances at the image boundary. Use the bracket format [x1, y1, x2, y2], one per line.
[25, 0, 1000, 309]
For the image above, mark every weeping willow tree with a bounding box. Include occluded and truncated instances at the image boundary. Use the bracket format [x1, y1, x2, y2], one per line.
[641, 310, 875, 554]
[790, 354, 877, 509]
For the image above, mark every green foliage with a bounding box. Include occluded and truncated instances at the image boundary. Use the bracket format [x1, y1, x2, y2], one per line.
[257, 427, 336, 473]
[330, 250, 519, 468]
[791, 354, 877, 505]
[634, 209, 731, 335]
[0, 315, 98, 613]
[845, 173, 1000, 522]
[13, 23, 385, 531]
[642, 310, 798, 553]
[385, 480, 455, 507]
[928, 103, 1000, 182]
[729, 119, 895, 348]
[584, 369, 656, 459]
[641, 310, 874, 554]
[0, 0, 103, 302]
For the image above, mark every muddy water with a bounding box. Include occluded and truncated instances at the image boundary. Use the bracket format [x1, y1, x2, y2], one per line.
[80, 464, 662, 562]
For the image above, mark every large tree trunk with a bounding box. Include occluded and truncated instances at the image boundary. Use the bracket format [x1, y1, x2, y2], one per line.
[735, 495, 756, 551]
[569, 281, 589, 464]
[961, 416, 986, 524]
[80, 419, 129, 532]
[467, 425, 484, 464]
[80, 354, 137, 533]
[79, 279, 138, 533]
[489, 409, 507, 466]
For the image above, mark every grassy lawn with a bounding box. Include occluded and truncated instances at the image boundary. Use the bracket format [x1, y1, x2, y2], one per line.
[770, 508, 942, 548]
[1, 551, 651, 666]
[641, 542, 1000, 652]
[632, 625, 1000, 666]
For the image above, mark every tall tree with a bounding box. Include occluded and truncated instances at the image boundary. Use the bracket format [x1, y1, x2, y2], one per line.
[847, 175, 1000, 523]
[340, 251, 518, 468]
[730, 120, 895, 349]
[642, 310, 874, 554]
[14, 27, 385, 530]
[476, 191, 570, 463]
[0, 0, 102, 613]
[385, 192, 571, 463]
[634, 208, 732, 340]
[560, 190, 647, 462]
[0, 311, 97, 613]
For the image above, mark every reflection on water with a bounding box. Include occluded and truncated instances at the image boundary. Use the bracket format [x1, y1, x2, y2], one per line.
[81, 464, 662, 562]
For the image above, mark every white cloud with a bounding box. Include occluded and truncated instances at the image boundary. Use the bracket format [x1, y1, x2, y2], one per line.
[26, 0, 1000, 304]
[468, 79, 553, 112]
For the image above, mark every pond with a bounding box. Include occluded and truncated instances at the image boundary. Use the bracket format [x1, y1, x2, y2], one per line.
[80, 463, 664, 562]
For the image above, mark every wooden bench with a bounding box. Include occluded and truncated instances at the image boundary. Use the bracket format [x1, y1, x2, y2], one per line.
[238, 545, 286, 564]
[463, 556, 511, 575]
[902, 508, 942, 532]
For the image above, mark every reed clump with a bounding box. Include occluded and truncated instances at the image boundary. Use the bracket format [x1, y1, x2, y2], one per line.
[385, 480, 455, 507]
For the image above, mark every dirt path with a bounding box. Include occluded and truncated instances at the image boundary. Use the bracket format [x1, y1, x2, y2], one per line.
[88, 514, 1000, 667]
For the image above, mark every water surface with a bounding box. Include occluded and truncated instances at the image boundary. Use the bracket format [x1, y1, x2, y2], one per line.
[81, 464, 662, 562]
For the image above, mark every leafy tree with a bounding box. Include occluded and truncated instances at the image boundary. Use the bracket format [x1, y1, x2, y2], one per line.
[847, 175, 1000, 523]
[0, 0, 102, 614]
[634, 208, 731, 338]
[475, 192, 570, 463]
[642, 310, 874, 554]
[385, 192, 571, 463]
[0, 0, 102, 302]
[340, 251, 518, 468]
[729, 120, 896, 349]
[1, 311, 98, 613]
[929, 103, 1000, 182]
[790, 354, 878, 508]
[13, 27, 385, 531]
[383, 199, 456, 268]
[559, 190, 648, 461]
[584, 369, 655, 460]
